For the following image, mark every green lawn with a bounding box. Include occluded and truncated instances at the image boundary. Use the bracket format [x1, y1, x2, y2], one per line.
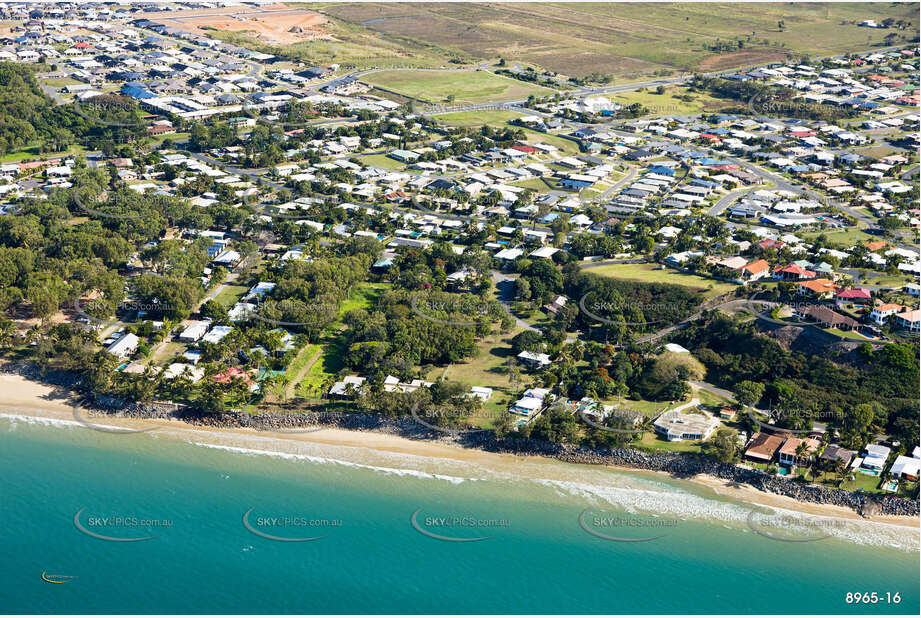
[520, 128, 582, 155]
[632, 431, 703, 453]
[39, 77, 81, 87]
[582, 262, 738, 299]
[0, 142, 87, 163]
[213, 284, 249, 308]
[614, 86, 734, 115]
[799, 228, 877, 248]
[358, 153, 406, 170]
[363, 69, 555, 105]
[339, 282, 388, 316]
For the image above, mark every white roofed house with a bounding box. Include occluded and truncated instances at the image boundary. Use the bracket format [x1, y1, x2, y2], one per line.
[106, 333, 140, 359]
[178, 319, 211, 343]
[328, 375, 366, 399]
[517, 350, 551, 370]
[890, 455, 921, 481]
[860, 444, 891, 472]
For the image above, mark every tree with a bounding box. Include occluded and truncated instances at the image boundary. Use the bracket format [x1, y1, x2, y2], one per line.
[733, 380, 764, 407]
[703, 427, 741, 463]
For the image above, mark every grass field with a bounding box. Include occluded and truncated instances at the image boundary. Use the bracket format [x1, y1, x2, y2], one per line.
[799, 228, 877, 247]
[582, 262, 738, 298]
[315, 2, 918, 78]
[362, 69, 555, 105]
[435, 109, 521, 127]
[0, 142, 86, 163]
[213, 284, 249, 308]
[356, 153, 406, 170]
[614, 86, 735, 116]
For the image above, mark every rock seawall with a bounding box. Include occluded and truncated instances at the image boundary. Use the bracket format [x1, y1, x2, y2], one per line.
[101, 399, 919, 518]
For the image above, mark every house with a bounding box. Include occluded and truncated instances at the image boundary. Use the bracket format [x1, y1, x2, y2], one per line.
[819, 444, 856, 468]
[778, 436, 821, 468]
[543, 295, 567, 315]
[796, 305, 859, 330]
[890, 455, 921, 481]
[773, 264, 815, 281]
[861, 444, 891, 472]
[869, 303, 904, 325]
[653, 408, 719, 442]
[213, 367, 257, 392]
[517, 350, 551, 370]
[106, 333, 140, 358]
[201, 325, 232, 345]
[796, 279, 836, 299]
[469, 386, 493, 402]
[835, 288, 872, 305]
[509, 395, 544, 417]
[744, 432, 786, 463]
[178, 320, 210, 342]
[328, 375, 366, 398]
[736, 259, 770, 283]
[895, 309, 920, 333]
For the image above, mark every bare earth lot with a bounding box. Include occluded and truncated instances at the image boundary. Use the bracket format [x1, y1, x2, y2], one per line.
[141, 3, 330, 46]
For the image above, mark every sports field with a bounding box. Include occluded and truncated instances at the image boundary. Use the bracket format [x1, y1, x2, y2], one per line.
[361, 69, 554, 104]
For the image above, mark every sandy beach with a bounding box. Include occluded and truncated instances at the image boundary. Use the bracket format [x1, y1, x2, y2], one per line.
[2, 373, 918, 532]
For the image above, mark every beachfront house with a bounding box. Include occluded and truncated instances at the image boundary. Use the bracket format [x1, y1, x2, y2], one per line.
[860, 444, 891, 473]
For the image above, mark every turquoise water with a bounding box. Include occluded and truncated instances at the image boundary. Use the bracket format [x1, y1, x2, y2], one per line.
[2, 414, 918, 614]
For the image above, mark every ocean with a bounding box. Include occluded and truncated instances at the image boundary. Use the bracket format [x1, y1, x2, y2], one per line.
[2, 413, 918, 614]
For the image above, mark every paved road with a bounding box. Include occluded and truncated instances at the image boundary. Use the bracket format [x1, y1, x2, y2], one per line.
[490, 271, 539, 333]
[592, 165, 638, 203]
[708, 187, 756, 216]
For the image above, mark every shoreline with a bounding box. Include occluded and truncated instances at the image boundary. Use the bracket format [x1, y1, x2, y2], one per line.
[2, 373, 918, 531]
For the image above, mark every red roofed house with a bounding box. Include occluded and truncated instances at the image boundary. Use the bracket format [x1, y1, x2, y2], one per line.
[835, 288, 872, 307]
[736, 259, 770, 283]
[213, 367, 258, 392]
[773, 264, 815, 281]
[758, 238, 784, 250]
[512, 145, 540, 154]
[778, 436, 822, 468]
[797, 279, 836, 299]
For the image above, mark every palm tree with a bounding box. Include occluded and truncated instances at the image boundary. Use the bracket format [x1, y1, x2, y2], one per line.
[795, 441, 810, 478]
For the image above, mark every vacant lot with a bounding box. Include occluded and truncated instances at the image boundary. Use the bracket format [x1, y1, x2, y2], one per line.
[583, 262, 737, 298]
[140, 4, 329, 46]
[435, 109, 521, 127]
[362, 69, 554, 104]
[614, 86, 736, 116]
[314, 2, 918, 78]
